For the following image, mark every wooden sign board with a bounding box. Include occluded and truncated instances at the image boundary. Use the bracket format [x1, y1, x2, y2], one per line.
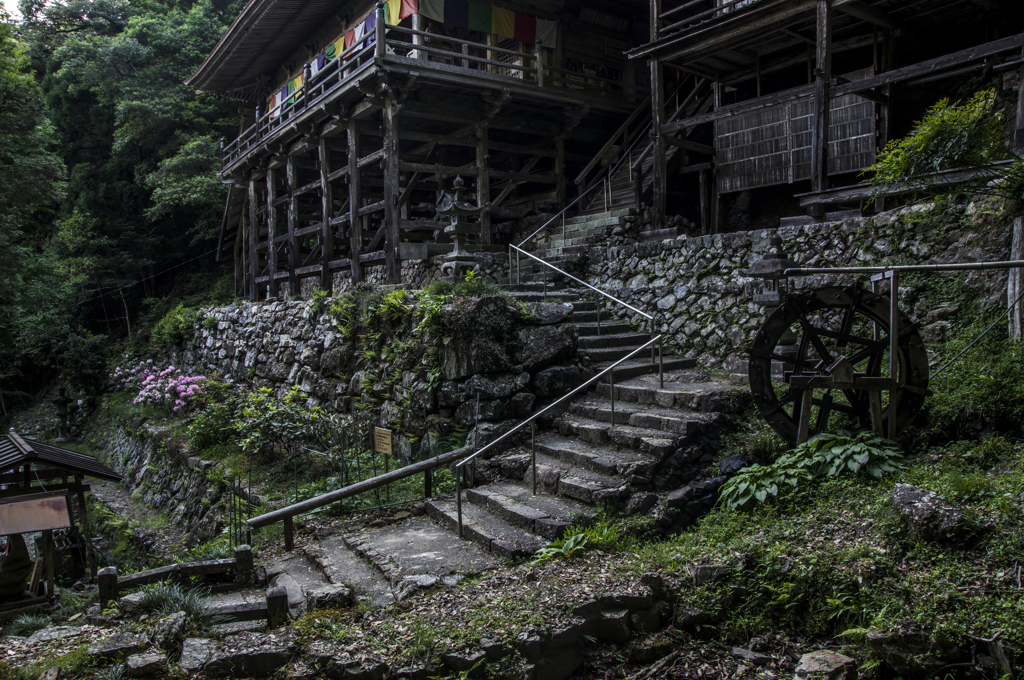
[0, 492, 71, 536]
[373, 428, 392, 454]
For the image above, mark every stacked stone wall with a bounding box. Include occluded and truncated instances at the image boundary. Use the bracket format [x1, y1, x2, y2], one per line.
[583, 201, 1013, 371]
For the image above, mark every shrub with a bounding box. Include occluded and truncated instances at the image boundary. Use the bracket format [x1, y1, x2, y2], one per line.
[111, 359, 208, 412]
[719, 430, 907, 510]
[5, 612, 51, 636]
[151, 303, 198, 346]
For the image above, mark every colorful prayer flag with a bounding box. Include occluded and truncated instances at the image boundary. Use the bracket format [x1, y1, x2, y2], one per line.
[536, 18, 556, 48]
[420, 0, 443, 22]
[467, 1, 491, 32]
[400, 0, 418, 21]
[386, 0, 401, 25]
[491, 5, 514, 38]
[513, 12, 535, 43]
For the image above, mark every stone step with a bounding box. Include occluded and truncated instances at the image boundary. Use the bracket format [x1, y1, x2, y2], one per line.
[578, 332, 651, 349]
[501, 283, 574, 294]
[576, 321, 634, 336]
[595, 356, 697, 381]
[581, 345, 667, 363]
[533, 432, 656, 477]
[507, 291, 581, 303]
[638, 227, 684, 243]
[464, 484, 592, 540]
[563, 209, 634, 226]
[485, 480, 597, 527]
[568, 398, 724, 436]
[593, 379, 743, 412]
[555, 415, 685, 457]
[425, 496, 546, 558]
[518, 452, 626, 504]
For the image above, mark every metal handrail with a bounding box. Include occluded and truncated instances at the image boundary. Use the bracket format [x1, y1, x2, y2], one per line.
[510, 244, 652, 320]
[452, 334, 664, 538]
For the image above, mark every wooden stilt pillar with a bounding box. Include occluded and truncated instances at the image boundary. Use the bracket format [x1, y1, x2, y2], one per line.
[247, 178, 258, 300]
[266, 169, 279, 298]
[476, 125, 491, 243]
[711, 77, 722, 234]
[348, 119, 363, 283]
[649, 55, 666, 230]
[699, 168, 709, 235]
[1010, 217, 1023, 341]
[411, 13, 424, 59]
[809, 0, 833, 216]
[319, 138, 334, 293]
[286, 155, 299, 296]
[554, 139, 566, 207]
[876, 28, 895, 211]
[383, 96, 401, 283]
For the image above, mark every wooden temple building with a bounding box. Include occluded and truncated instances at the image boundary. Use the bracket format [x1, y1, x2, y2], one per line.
[188, 0, 655, 294]
[632, 0, 1024, 229]
[190, 0, 1023, 296]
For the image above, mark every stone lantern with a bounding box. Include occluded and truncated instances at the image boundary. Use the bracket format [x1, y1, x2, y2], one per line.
[741, 232, 801, 377]
[52, 386, 73, 443]
[435, 176, 484, 281]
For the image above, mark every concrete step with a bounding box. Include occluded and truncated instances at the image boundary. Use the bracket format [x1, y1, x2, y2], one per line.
[595, 356, 697, 381]
[533, 432, 655, 477]
[567, 398, 725, 435]
[555, 415, 684, 457]
[426, 496, 546, 558]
[578, 332, 651, 349]
[593, 379, 743, 412]
[576, 321, 634, 336]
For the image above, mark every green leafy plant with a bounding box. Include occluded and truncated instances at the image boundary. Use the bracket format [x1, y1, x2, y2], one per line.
[308, 287, 329, 318]
[720, 430, 907, 510]
[5, 612, 51, 636]
[150, 303, 198, 346]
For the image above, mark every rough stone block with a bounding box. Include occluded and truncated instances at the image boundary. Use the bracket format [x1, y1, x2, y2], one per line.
[87, 632, 149, 661]
[794, 650, 857, 680]
[126, 652, 167, 678]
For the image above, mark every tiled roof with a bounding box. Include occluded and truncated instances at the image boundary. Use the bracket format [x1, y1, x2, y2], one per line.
[0, 430, 121, 482]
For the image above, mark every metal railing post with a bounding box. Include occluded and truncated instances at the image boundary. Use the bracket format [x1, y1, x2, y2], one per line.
[610, 368, 615, 425]
[456, 469, 463, 538]
[596, 299, 601, 336]
[650, 317, 656, 363]
[659, 334, 664, 388]
[531, 423, 537, 495]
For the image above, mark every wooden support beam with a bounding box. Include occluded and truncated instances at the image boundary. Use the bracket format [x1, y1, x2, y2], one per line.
[266, 169, 279, 297]
[665, 137, 716, 155]
[829, 34, 1024, 98]
[383, 95, 401, 284]
[650, 52, 666, 230]
[834, 0, 899, 30]
[247, 179, 258, 299]
[477, 125, 491, 243]
[348, 119, 362, 283]
[0, 481, 90, 501]
[809, 0, 833, 206]
[286, 156, 299, 295]
[319, 137, 333, 293]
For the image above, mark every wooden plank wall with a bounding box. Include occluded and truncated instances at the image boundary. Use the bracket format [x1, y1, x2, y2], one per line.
[716, 68, 875, 193]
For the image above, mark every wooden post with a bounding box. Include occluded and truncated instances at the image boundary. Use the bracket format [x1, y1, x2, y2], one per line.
[76, 475, 95, 579]
[699, 168, 709, 235]
[383, 95, 401, 283]
[711, 77, 723, 233]
[375, 1, 385, 62]
[266, 585, 289, 628]
[649, 55, 666, 229]
[535, 41, 544, 87]
[554, 139, 566, 207]
[266, 169, 279, 297]
[1010, 217, 1023, 341]
[42, 529, 55, 599]
[247, 178, 258, 299]
[348, 119, 363, 283]
[411, 13, 424, 59]
[283, 515, 294, 552]
[98, 566, 118, 608]
[809, 0, 833, 214]
[319, 138, 334, 293]
[477, 125, 491, 243]
[286, 156, 299, 296]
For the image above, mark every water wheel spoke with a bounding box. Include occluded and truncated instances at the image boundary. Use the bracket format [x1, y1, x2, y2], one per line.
[815, 327, 875, 346]
[813, 390, 834, 430]
[797, 314, 836, 366]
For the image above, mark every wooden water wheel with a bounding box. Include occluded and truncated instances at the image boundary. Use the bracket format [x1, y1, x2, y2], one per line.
[747, 285, 930, 446]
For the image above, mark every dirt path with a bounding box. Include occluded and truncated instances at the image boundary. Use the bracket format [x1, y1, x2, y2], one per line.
[89, 479, 191, 566]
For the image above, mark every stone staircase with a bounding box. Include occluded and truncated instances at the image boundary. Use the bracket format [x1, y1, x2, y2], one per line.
[525, 209, 635, 273]
[241, 286, 745, 615]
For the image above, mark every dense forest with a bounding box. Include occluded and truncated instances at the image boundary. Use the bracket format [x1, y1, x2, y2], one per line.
[0, 0, 242, 413]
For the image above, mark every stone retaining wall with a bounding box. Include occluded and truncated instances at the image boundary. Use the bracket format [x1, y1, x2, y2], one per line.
[583, 201, 1013, 370]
